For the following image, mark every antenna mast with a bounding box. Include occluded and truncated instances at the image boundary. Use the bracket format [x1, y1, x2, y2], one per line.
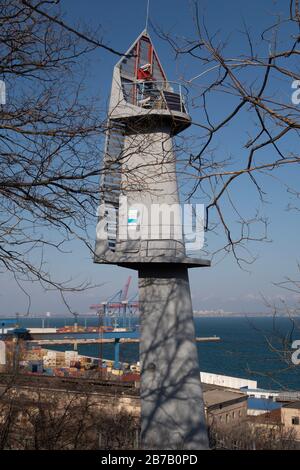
[145, 0, 150, 31]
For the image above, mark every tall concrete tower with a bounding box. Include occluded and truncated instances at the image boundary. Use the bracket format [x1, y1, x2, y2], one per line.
[95, 30, 210, 450]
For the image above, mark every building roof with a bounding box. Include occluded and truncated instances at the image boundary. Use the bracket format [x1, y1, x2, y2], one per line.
[282, 401, 300, 410]
[203, 388, 247, 408]
[247, 398, 282, 411]
[201, 382, 248, 408]
[241, 387, 280, 394]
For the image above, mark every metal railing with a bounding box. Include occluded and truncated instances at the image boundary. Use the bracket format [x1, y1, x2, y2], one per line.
[121, 79, 188, 113]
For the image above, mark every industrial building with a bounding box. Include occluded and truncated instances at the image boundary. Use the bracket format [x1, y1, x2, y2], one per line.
[246, 401, 300, 445]
[281, 402, 300, 441]
[202, 383, 248, 428]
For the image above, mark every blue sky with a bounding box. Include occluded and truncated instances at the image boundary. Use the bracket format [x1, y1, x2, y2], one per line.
[1, 0, 300, 316]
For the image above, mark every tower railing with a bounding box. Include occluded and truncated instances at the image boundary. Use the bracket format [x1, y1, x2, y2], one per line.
[121, 80, 188, 113]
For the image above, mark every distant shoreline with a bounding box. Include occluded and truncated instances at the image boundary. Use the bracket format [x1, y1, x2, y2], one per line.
[193, 312, 300, 318]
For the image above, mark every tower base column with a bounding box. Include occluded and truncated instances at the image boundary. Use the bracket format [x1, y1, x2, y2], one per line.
[138, 265, 208, 450]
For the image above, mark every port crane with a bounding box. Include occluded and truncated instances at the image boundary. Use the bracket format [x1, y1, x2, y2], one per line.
[89, 277, 139, 372]
[90, 276, 139, 328]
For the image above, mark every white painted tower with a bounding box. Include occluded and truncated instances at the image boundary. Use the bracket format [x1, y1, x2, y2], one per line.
[95, 30, 210, 449]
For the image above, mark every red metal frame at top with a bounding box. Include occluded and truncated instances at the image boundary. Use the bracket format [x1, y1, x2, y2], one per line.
[134, 35, 166, 82]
